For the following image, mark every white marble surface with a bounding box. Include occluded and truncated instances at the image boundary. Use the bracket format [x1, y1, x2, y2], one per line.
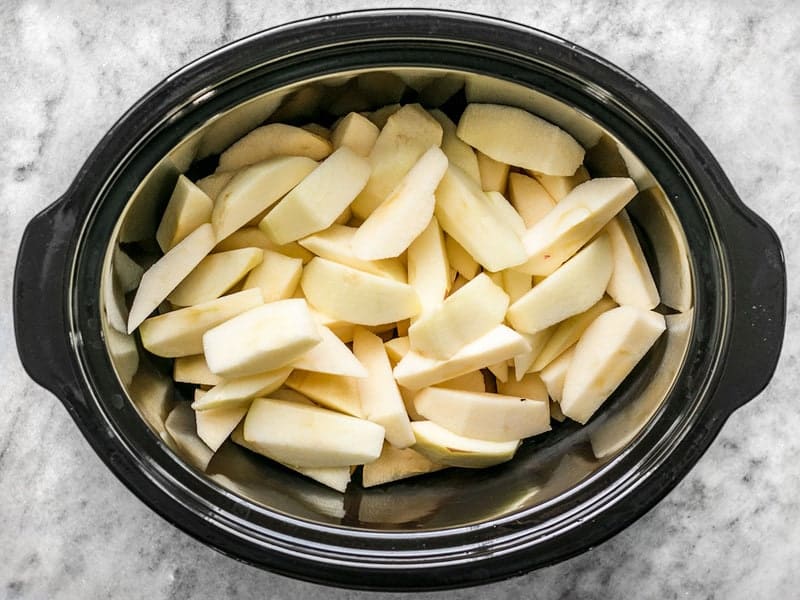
[1, 0, 798, 597]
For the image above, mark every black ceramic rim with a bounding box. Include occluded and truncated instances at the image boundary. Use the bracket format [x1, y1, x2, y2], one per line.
[13, 10, 786, 590]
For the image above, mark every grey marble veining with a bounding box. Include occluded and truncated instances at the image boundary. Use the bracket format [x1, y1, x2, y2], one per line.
[1, 0, 798, 598]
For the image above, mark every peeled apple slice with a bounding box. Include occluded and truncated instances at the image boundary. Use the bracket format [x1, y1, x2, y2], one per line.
[507, 234, 613, 334]
[173, 355, 222, 386]
[476, 150, 510, 193]
[362, 443, 446, 488]
[242, 249, 303, 302]
[407, 217, 450, 315]
[352, 146, 448, 260]
[488, 361, 509, 383]
[384, 336, 411, 364]
[285, 370, 363, 417]
[243, 399, 385, 468]
[445, 235, 480, 280]
[411, 421, 520, 468]
[292, 324, 368, 378]
[365, 103, 402, 128]
[508, 173, 556, 228]
[156, 175, 213, 252]
[139, 288, 263, 357]
[531, 165, 590, 202]
[330, 112, 380, 156]
[456, 103, 585, 176]
[539, 346, 575, 404]
[516, 177, 637, 276]
[502, 269, 532, 303]
[217, 123, 332, 172]
[409, 273, 509, 360]
[167, 248, 263, 306]
[605, 210, 660, 309]
[498, 372, 549, 402]
[213, 227, 313, 264]
[193, 390, 248, 452]
[203, 299, 321, 378]
[485, 191, 527, 237]
[512, 328, 553, 379]
[195, 171, 235, 201]
[191, 367, 292, 411]
[429, 109, 481, 182]
[212, 156, 318, 241]
[561, 306, 666, 424]
[301, 258, 421, 326]
[128, 223, 216, 332]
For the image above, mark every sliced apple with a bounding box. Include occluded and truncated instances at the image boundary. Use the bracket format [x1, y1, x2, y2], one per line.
[168, 248, 263, 306]
[498, 372, 549, 402]
[164, 402, 214, 471]
[301, 257, 421, 326]
[127, 223, 217, 332]
[502, 269, 532, 303]
[445, 235, 480, 280]
[435, 165, 527, 272]
[285, 370, 363, 417]
[173, 354, 222, 386]
[561, 306, 666, 424]
[243, 399, 385, 468]
[438, 370, 486, 393]
[365, 103, 402, 129]
[531, 295, 617, 372]
[203, 299, 321, 378]
[301, 123, 330, 139]
[384, 336, 411, 364]
[242, 249, 302, 302]
[216, 123, 332, 172]
[476, 150, 510, 193]
[411, 421, 520, 468]
[193, 390, 248, 452]
[156, 175, 213, 252]
[531, 165, 590, 202]
[140, 288, 263, 357]
[513, 328, 554, 379]
[195, 171, 235, 201]
[211, 156, 317, 241]
[191, 367, 292, 411]
[539, 346, 575, 404]
[353, 328, 415, 448]
[260, 147, 371, 244]
[507, 234, 613, 334]
[351, 104, 443, 219]
[485, 191, 526, 236]
[407, 217, 449, 315]
[516, 177, 637, 276]
[605, 210, 660, 309]
[429, 109, 481, 182]
[362, 443, 446, 488]
[352, 146, 447, 260]
[394, 324, 531, 390]
[212, 226, 313, 263]
[292, 324, 368, 378]
[488, 361, 509, 383]
[507, 173, 556, 228]
[330, 112, 380, 156]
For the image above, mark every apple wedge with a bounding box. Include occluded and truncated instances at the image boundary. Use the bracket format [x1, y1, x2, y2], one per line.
[512, 328, 554, 379]
[498, 372, 549, 402]
[193, 390, 248, 452]
[156, 175, 213, 252]
[213, 227, 313, 264]
[362, 443, 446, 488]
[539, 346, 575, 404]
[330, 112, 380, 156]
[352, 146, 448, 260]
[195, 171, 235, 201]
[216, 123, 332, 172]
[285, 370, 363, 417]
[243, 399, 385, 468]
[351, 104, 443, 219]
[301, 258, 421, 326]
[456, 103, 585, 176]
[409, 273, 509, 360]
[605, 210, 660, 309]
[411, 421, 520, 468]
[476, 150, 510, 193]
[562, 306, 666, 424]
[502, 269, 532, 303]
[191, 367, 292, 411]
[435, 165, 528, 272]
[260, 147, 371, 244]
[384, 336, 411, 364]
[445, 235, 480, 280]
[507, 234, 613, 334]
[429, 109, 481, 183]
[407, 217, 449, 315]
[531, 165, 590, 202]
[508, 173, 556, 228]
[415, 387, 550, 442]
[173, 354, 222, 386]
[353, 328, 415, 448]
[139, 288, 263, 357]
[485, 191, 526, 237]
[164, 402, 214, 471]
[292, 324, 368, 378]
[168, 248, 263, 306]
[203, 299, 322, 378]
[127, 223, 216, 332]
[394, 324, 531, 390]
[242, 249, 302, 302]
[365, 103, 402, 128]
[488, 361, 509, 383]
[515, 177, 638, 276]
[438, 370, 486, 393]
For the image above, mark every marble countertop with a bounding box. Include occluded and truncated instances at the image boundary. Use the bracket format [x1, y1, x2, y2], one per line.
[2, 0, 797, 598]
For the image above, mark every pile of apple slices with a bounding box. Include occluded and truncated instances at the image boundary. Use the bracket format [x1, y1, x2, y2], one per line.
[124, 102, 667, 493]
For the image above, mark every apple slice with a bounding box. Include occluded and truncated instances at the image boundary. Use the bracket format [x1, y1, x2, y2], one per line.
[531, 295, 617, 372]
[508, 234, 613, 334]
[285, 370, 363, 417]
[516, 177, 638, 276]
[191, 367, 292, 411]
[301, 257, 421, 326]
[243, 399, 385, 468]
[531, 165, 590, 202]
[352, 146, 448, 260]
[353, 328, 415, 448]
[156, 175, 213, 252]
[562, 306, 666, 424]
[394, 324, 531, 390]
[330, 112, 380, 156]
[488, 361, 509, 383]
[139, 288, 263, 357]
[212, 156, 318, 241]
[260, 147, 371, 244]
[407, 217, 449, 315]
[429, 109, 481, 182]
[216, 123, 332, 172]
[301, 123, 330, 139]
[498, 372, 549, 402]
[485, 191, 526, 236]
[299, 225, 406, 282]
[168, 248, 263, 306]
[512, 328, 553, 379]
[293, 324, 368, 378]
[539, 346, 575, 404]
[409, 273, 509, 360]
[173, 354, 222, 386]
[456, 103, 584, 176]
[127, 223, 216, 332]
[605, 210, 660, 309]
[476, 150, 510, 193]
[438, 370, 486, 393]
[242, 249, 302, 302]
[435, 165, 528, 272]
[415, 387, 550, 442]
[362, 443, 446, 487]
[196, 171, 235, 201]
[164, 402, 214, 471]
[445, 235, 480, 280]
[203, 299, 321, 378]
[384, 336, 411, 364]
[351, 104, 443, 219]
[411, 421, 520, 468]
[507, 173, 556, 228]
[193, 390, 248, 452]
[502, 269, 532, 303]
[213, 227, 313, 263]
[365, 103, 402, 128]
